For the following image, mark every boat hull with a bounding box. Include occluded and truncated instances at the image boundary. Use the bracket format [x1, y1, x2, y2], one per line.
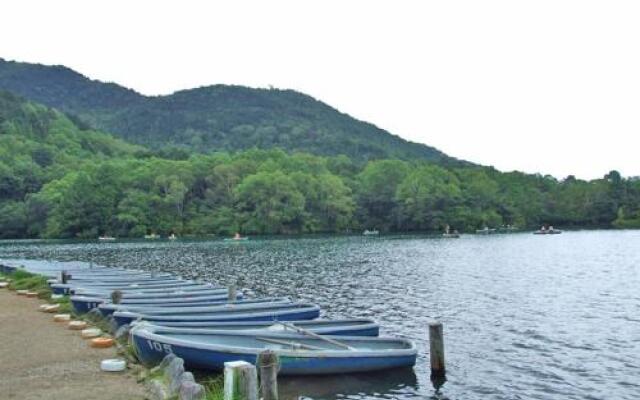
[132, 320, 380, 336]
[114, 305, 320, 327]
[96, 297, 284, 316]
[131, 330, 415, 375]
[53, 282, 219, 295]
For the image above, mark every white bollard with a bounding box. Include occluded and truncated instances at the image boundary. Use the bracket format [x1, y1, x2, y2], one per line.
[224, 361, 257, 400]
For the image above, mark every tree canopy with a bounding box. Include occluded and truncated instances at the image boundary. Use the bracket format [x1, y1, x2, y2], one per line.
[0, 90, 638, 239]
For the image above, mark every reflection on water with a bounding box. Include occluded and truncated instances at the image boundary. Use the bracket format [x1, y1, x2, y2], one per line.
[1, 230, 639, 400]
[280, 368, 418, 400]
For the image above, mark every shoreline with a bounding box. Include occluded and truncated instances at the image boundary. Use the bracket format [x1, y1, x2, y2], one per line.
[0, 288, 147, 400]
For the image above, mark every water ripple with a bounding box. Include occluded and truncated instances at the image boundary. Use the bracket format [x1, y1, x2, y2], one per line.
[1, 230, 639, 400]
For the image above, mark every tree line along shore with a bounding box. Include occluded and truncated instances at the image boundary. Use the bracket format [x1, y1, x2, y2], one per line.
[1, 91, 639, 239]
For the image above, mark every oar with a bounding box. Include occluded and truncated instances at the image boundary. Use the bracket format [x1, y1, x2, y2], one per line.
[277, 322, 356, 351]
[256, 337, 324, 351]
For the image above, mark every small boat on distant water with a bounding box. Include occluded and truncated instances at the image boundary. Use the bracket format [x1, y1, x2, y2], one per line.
[442, 224, 460, 238]
[144, 233, 160, 240]
[363, 229, 379, 236]
[224, 232, 248, 241]
[98, 235, 116, 241]
[475, 227, 496, 234]
[497, 225, 518, 233]
[131, 325, 416, 375]
[533, 225, 562, 235]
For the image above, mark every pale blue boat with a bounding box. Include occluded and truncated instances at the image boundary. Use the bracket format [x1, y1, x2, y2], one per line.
[131, 325, 416, 375]
[75, 287, 229, 299]
[54, 274, 175, 284]
[71, 291, 245, 314]
[95, 297, 289, 316]
[130, 319, 380, 336]
[114, 302, 321, 327]
[53, 281, 219, 295]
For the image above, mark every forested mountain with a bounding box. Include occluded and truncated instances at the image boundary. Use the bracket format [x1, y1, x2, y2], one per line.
[0, 61, 638, 239]
[0, 58, 457, 164]
[0, 91, 141, 237]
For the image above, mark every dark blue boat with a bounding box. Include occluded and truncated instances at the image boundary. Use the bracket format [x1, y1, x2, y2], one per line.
[131, 325, 416, 375]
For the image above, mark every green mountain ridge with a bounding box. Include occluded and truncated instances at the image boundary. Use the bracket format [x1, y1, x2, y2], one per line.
[0, 58, 460, 164]
[0, 60, 639, 239]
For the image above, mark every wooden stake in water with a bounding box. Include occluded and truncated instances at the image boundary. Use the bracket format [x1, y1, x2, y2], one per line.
[61, 270, 69, 284]
[228, 284, 237, 303]
[258, 350, 279, 400]
[429, 321, 446, 378]
[111, 290, 123, 304]
[224, 360, 257, 400]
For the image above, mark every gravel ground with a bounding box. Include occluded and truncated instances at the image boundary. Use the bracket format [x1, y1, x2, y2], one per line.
[0, 289, 147, 400]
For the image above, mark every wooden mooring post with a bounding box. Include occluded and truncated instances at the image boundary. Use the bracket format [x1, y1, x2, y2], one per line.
[224, 360, 257, 400]
[258, 350, 279, 400]
[429, 321, 446, 379]
[228, 284, 237, 302]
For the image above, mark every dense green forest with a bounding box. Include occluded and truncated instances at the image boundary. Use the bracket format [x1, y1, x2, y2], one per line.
[1, 90, 638, 239]
[0, 58, 458, 164]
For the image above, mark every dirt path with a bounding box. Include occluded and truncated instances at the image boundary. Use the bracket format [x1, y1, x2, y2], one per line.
[0, 289, 147, 400]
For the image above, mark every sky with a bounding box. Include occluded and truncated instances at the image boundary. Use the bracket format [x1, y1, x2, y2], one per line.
[1, 0, 639, 179]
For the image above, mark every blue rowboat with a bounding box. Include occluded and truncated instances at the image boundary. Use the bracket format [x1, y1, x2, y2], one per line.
[52, 281, 218, 295]
[71, 289, 238, 313]
[99, 292, 243, 305]
[131, 325, 416, 375]
[114, 303, 321, 327]
[71, 292, 244, 314]
[52, 279, 199, 290]
[74, 287, 229, 299]
[52, 279, 188, 292]
[96, 297, 289, 316]
[131, 319, 380, 336]
[0, 264, 17, 274]
[53, 274, 175, 284]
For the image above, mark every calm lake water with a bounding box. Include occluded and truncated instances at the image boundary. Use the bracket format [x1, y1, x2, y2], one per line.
[1, 230, 639, 400]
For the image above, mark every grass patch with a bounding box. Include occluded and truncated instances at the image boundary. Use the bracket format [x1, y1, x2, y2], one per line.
[5, 270, 53, 298]
[201, 374, 225, 400]
[51, 296, 73, 313]
[2, 269, 72, 311]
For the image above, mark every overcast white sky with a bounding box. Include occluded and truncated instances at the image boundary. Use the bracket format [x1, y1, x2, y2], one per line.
[2, 1, 639, 179]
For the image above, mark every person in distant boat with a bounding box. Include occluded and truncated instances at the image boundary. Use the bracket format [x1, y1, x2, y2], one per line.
[548, 225, 554, 231]
[540, 225, 546, 231]
[234, 232, 241, 240]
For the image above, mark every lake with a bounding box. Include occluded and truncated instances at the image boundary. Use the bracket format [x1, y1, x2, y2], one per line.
[1, 230, 639, 400]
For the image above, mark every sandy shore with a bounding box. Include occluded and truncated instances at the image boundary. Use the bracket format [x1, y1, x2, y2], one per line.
[0, 289, 147, 400]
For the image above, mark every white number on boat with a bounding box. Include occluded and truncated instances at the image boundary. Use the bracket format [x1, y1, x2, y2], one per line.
[147, 340, 173, 354]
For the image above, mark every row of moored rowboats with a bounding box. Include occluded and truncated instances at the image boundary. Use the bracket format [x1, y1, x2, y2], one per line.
[0, 263, 416, 375]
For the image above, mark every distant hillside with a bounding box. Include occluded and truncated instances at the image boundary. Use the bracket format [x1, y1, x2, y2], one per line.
[0, 90, 140, 186]
[0, 58, 460, 164]
[0, 90, 142, 237]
